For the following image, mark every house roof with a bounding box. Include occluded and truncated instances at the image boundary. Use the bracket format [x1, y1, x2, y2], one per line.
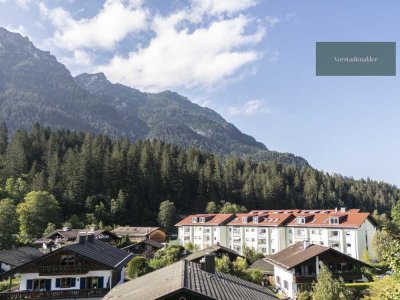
[0, 247, 44, 268]
[113, 227, 165, 237]
[228, 213, 293, 227]
[34, 229, 119, 244]
[285, 212, 372, 228]
[121, 239, 164, 251]
[249, 259, 274, 275]
[1, 239, 132, 279]
[175, 214, 234, 226]
[104, 260, 278, 300]
[264, 242, 370, 270]
[185, 243, 242, 261]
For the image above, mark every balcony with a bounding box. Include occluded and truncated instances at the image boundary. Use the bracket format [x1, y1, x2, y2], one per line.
[233, 232, 241, 237]
[0, 288, 109, 300]
[38, 265, 88, 275]
[257, 233, 266, 238]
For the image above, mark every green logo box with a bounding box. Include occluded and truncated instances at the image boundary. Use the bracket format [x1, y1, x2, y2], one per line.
[316, 42, 396, 76]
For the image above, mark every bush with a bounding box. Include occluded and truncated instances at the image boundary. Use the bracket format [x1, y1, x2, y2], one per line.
[127, 256, 152, 279]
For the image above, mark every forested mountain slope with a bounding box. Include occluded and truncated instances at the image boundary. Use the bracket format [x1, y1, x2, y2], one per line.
[0, 27, 307, 166]
[0, 125, 398, 227]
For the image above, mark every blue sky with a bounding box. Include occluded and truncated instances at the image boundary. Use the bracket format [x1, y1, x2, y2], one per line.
[0, 0, 399, 185]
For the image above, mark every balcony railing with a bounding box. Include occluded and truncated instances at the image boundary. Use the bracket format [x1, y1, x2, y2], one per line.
[38, 265, 88, 275]
[0, 288, 109, 300]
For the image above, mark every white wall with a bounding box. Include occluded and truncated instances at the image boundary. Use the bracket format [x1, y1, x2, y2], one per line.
[20, 270, 112, 291]
[274, 266, 295, 299]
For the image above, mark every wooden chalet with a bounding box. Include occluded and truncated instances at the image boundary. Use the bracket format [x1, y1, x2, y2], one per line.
[0, 234, 132, 300]
[113, 227, 167, 243]
[34, 228, 120, 251]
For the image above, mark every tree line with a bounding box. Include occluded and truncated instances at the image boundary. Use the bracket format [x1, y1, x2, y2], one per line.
[0, 123, 399, 246]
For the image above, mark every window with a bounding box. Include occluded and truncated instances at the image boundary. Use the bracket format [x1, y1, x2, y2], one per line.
[297, 217, 305, 224]
[259, 228, 266, 234]
[276, 276, 281, 285]
[347, 243, 351, 247]
[311, 230, 316, 234]
[346, 231, 351, 236]
[283, 280, 289, 290]
[199, 217, 205, 223]
[192, 217, 198, 223]
[252, 238, 255, 242]
[242, 217, 248, 223]
[332, 231, 339, 236]
[253, 217, 259, 223]
[33, 279, 47, 290]
[329, 217, 339, 224]
[60, 278, 76, 288]
[288, 229, 292, 234]
[272, 249, 275, 253]
[60, 255, 75, 266]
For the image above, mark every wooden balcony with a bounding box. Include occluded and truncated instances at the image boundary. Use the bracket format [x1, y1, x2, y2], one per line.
[38, 265, 88, 275]
[0, 288, 109, 299]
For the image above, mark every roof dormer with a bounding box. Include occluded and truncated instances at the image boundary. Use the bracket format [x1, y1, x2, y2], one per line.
[242, 216, 250, 223]
[296, 217, 306, 224]
[192, 217, 198, 223]
[253, 216, 263, 224]
[199, 217, 206, 223]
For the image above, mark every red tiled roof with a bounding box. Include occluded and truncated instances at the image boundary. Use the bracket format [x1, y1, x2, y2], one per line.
[175, 214, 234, 226]
[227, 213, 294, 227]
[286, 212, 371, 228]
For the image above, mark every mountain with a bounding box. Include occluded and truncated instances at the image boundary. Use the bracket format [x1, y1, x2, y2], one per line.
[0, 27, 308, 166]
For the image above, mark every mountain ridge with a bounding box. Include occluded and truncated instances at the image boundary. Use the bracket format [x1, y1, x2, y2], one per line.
[0, 27, 308, 166]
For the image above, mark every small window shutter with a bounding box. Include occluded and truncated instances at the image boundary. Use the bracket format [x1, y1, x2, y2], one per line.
[55, 278, 61, 288]
[27, 279, 33, 290]
[98, 277, 104, 289]
[80, 277, 86, 289]
[71, 278, 76, 287]
[45, 279, 51, 291]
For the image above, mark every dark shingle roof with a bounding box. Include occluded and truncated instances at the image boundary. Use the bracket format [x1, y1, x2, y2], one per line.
[66, 240, 132, 268]
[0, 247, 44, 268]
[185, 244, 242, 261]
[104, 260, 278, 300]
[121, 239, 164, 251]
[264, 242, 370, 270]
[34, 229, 119, 244]
[249, 259, 274, 275]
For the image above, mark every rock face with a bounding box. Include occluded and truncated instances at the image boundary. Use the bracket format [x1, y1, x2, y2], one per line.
[0, 28, 308, 166]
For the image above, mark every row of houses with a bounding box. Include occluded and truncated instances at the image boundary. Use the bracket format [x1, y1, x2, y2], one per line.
[176, 208, 378, 260]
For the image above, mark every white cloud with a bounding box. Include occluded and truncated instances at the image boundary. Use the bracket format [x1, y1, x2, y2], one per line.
[228, 100, 271, 116]
[4, 24, 28, 37]
[97, 10, 265, 91]
[16, 0, 31, 9]
[61, 50, 92, 67]
[191, 0, 257, 16]
[39, 0, 148, 50]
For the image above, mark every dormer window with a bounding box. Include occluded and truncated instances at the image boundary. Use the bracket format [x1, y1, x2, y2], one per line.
[192, 217, 198, 223]
[297, 217, 306, 224]
[329, 217, 339, 224]
[253, 216, 262, 223]
[199, 217, 205, 223]
[242, 216, 248, 223]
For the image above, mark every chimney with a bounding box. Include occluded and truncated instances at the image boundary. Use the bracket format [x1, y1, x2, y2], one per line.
[78, 234, 86, 244]
[87, 233, 95, 243]
[334, 207, 338, 213]
[303, 239, 310, 249]
[203, 253, 215, 274]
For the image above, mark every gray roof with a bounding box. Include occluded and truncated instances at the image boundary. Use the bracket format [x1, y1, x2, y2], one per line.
[104, 260, 278, 300]
[1, 240, 132, 279]
[0, 247, 44, 268]
[264, 242, 370, 270]
[185, 243, 242, 261]
[65, 240, 132, 268]
[113, 227, 164, 237]
[121, 239, 164, 251]
[34, 229, 119, 244]
[249, 259, 274, 275]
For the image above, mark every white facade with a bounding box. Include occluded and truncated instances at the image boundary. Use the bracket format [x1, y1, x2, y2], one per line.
[177, 212, 377, 260]
[19, 270, 114, 291]
[274, 266, 296, 299]
[178, 225, 228, 250]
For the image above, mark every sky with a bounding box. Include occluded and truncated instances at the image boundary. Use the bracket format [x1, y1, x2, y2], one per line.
[0, 0, 399, 185]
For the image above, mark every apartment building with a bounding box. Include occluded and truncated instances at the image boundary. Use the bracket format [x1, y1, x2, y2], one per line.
[176, 214, 234, 250]
[175, 208, 377, 260]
